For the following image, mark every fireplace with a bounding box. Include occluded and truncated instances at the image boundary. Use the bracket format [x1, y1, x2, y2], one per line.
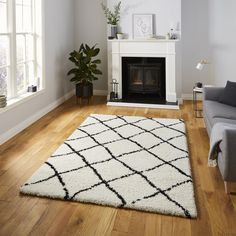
[107, 40, 180, 108]
[122, 57, 166, 103]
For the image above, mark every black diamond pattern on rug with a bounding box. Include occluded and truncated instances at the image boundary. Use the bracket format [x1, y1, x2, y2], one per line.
[20, 114, 197, 218]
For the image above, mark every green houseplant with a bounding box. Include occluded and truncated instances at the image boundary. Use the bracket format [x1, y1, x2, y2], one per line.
[67, 44, 102, 99]
[101, 1, 121, 39]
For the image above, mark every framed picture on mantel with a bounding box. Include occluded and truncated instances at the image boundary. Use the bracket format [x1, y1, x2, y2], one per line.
[133, 14, 154, 39]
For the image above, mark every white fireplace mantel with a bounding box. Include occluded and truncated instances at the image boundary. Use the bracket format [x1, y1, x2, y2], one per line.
[107, 39, 182, 104]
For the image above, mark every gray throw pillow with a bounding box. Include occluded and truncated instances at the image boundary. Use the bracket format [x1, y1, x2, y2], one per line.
[219, 81, 236, 107]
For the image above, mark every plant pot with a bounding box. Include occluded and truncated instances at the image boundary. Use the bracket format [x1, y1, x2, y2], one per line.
[111, 25, 118, 39]
[76, 83, 93, 98]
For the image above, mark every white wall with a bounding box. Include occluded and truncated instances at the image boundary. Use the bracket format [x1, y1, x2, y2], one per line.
[182, 0, 236, 95]
[74, 0, 108, 91]
[0, 0, 75, 143]
[208, 0, 236, 86]
[181, 0, 212, 95]
[108, 0, 181, 38]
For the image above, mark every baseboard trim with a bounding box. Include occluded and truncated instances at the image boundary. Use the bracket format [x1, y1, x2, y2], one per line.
[0, 90, 74, 145]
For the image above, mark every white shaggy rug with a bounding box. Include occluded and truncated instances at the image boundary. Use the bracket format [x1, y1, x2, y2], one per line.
[20, 114, 197, 218]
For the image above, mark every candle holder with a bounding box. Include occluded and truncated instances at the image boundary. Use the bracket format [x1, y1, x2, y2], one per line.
[110, 79, 119, 101]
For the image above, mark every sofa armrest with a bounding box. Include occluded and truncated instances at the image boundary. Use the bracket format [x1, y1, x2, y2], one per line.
[203, 87, 224, 101]
[218, 129, 236, 181]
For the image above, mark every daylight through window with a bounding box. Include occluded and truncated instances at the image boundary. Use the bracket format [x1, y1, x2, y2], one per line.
[0, 0, 43, 99]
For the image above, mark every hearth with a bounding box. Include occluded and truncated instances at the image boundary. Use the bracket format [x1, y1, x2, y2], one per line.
[122, 57, 166, 103]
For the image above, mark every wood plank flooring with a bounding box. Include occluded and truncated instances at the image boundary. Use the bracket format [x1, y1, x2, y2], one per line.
[0, 96, 236, 236]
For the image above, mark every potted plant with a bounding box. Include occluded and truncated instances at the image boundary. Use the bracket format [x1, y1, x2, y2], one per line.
[67, 44, 102, 99]
[101, 1, 121, 39]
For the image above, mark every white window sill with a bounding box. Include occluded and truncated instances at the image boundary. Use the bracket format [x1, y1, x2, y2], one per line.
[0, 89, 45, 115]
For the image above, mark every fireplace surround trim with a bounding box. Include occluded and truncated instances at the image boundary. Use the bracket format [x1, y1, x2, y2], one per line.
[107, 39, 181, 105]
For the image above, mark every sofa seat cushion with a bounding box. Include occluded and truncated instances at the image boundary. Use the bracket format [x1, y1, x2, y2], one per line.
[203, 100, 236, 121]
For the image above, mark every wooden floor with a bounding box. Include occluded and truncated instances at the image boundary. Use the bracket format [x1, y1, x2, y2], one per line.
[0, 96, 236, 236]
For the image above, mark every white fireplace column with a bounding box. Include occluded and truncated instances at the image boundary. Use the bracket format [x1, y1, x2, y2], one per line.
[107, 39, 181, 103]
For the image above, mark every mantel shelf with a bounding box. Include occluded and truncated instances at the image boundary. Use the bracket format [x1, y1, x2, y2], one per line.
[108, 39, 180, 43]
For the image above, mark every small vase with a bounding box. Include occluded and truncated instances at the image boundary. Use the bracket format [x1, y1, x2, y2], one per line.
[117, 33, 123, 40]
[111, 25, 118, 39]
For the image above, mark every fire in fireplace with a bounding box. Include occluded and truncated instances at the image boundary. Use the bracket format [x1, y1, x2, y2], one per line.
[122, 57, 166, 103]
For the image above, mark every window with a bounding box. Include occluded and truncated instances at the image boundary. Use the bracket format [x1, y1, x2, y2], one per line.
[0, 0, 9, 96]
[0, 0, 43, 99]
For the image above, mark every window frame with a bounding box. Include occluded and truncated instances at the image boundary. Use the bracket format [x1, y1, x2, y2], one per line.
[0, 0, 11, 97]
[0, 0, 44, 101]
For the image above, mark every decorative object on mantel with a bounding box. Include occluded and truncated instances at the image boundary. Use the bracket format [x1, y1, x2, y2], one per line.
[101, 1, 121, 39]
[67, 44, 102, 104]
[166, 33, 171, 40]
[117, 33, 124, 40]
[111, 25, 118, 39]
[110, 79, 119, 100]
[169, 29, 178, 40]
[0, 95, 7, 108]
[20, 114, 197, 218]
[133, 14, 154, 39]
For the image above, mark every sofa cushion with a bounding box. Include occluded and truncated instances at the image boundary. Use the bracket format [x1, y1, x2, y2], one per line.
[212, 117, 236, 126]
[203, 100, 236, 121]
[203, 112, 212, 135]
[219, 81, 236, 107]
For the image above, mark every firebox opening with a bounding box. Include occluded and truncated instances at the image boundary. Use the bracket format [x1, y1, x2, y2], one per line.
[122, 57, 166, 104]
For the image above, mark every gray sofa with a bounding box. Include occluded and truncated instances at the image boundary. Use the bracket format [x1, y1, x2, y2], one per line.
[203, 87, 236, 193]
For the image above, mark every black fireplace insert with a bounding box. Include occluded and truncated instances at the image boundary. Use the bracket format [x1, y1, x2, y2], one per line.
[122, 57, 166, 103]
